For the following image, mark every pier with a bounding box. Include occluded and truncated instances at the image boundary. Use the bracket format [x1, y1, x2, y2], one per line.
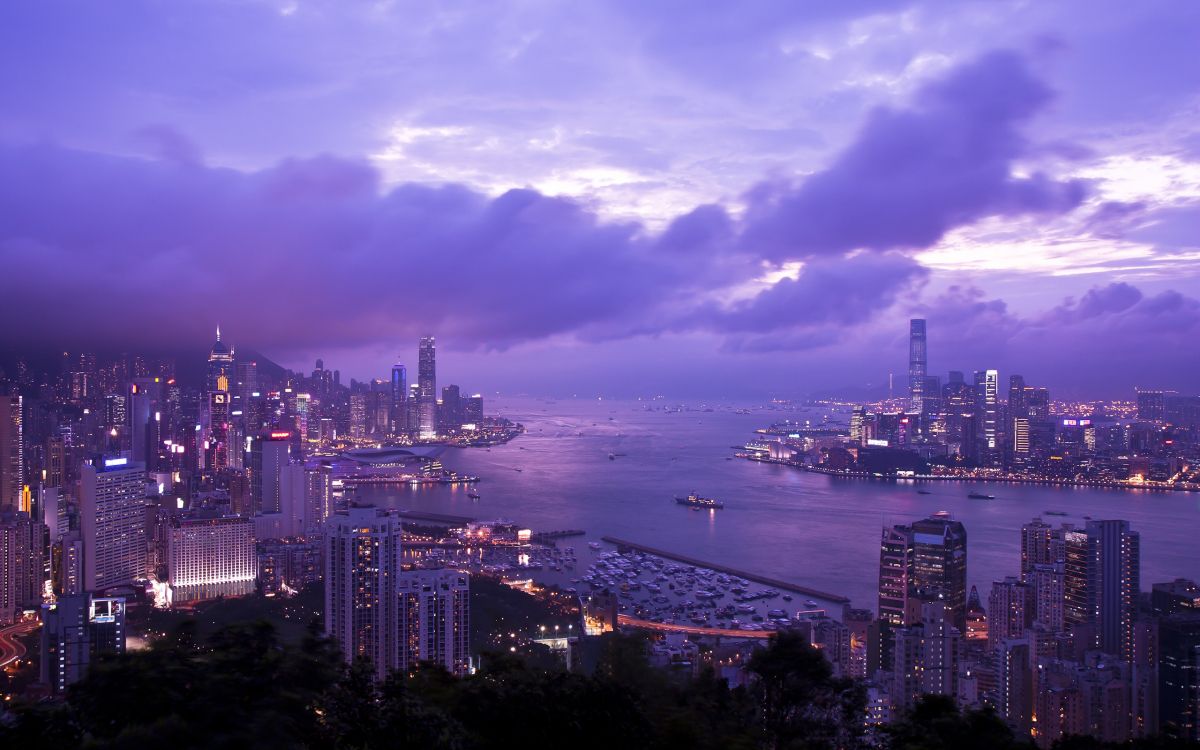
[599, 536, 850, 604]
[396, 510, 476, 524]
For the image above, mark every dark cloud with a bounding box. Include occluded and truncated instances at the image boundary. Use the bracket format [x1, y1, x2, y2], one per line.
[741, 50, 1087, 259]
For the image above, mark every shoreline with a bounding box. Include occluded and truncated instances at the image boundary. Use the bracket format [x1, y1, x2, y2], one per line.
[740, 454, 1200, 494]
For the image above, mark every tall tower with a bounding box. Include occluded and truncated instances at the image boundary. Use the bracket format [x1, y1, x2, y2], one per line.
[0, 395, 22, 511]
[81, 458, 148, 592]
[417, 337, 437, 440]
[908, 319, 927, 413]
[206, 327, 235, 470]
[398, 569, 471, 676]
[324, 506, 403, 680]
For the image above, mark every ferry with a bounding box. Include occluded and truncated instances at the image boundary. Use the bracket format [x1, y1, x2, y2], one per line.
[916, 489, 933, 495]
[1045, 510, 1068, 516]
[967, 492, 995, 500]
[468, 491, 481, 500]
[675, 492, 724, 510]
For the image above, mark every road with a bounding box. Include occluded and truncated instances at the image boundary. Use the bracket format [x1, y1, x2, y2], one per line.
[617, 614, 772, 639]
[0, 619, 39, 668]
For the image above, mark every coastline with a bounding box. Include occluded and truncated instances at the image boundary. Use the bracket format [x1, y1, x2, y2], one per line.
[738, 454, 1200, 494]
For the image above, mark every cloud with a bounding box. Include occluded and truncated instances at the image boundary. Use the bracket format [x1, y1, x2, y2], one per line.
[740, 50, 1087, 260]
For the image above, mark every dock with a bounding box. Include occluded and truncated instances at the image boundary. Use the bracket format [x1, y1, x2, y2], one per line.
[600, 536, 850, 604]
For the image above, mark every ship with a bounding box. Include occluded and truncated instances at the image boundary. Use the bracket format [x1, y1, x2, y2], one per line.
[468, 491, 481, 500]
[1045, 510, 1068, 516]
[675, 492, 724, 510]
[967, 492, 995, 500]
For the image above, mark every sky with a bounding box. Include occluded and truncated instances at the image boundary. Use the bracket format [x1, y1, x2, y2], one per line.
[1, 1, 1198, 398]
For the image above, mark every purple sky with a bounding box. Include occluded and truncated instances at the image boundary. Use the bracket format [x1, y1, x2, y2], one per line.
[2, 1, 1199, 398]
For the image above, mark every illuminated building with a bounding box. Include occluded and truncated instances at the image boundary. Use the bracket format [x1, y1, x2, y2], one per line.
[81, 458, 148, 591]
[418, 336, 437, 440]
[976, 369, 1000, 465]
[464, 394, 483, 428]
[167, 516, 256, 603]
[324, 506, 403, 680]
[1159, 609, 1200, 741]
[398, 569, 470, 676]
[304, 462, 332, 536]
[965, 585, 988, 642]
[878, 525, 913, 626]
[0, 395, 23, 511]
[205, 327, 235, 470]
[129, 377, 162, 470]
[39, 594, 125, 694]
[1013, 418, 1030, 455]
[249, 430, 292, 515]
[1064, 520, 1141, 660]
[908, 319, 927, 413]
[349, 393, 367, 437]
[0, 510, 45, 624]
[1031, 563, 1066, 631]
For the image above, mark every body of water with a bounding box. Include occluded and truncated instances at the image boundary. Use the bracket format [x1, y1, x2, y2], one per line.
[355, 397, 1200, 612]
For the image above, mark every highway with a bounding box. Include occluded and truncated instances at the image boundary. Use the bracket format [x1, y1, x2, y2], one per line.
[0, 619, 39, 668]
[617, 614, 772, 639]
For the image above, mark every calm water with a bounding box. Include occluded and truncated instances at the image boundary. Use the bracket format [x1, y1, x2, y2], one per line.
[356, 397, 1200, 611]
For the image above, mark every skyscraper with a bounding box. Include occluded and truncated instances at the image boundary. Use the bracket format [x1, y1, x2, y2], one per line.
[324, 506, 403, 679]
[0, 395, 22, 511]
[878, 513, 968, 631]
[908, 319, 927, 413]
[398, 569, 471, 676]
[390, 362, 407, 436]
[81, 458, 148, 592]
[0, 510, 45, 624]
[418, 336, 437, 440]
[249, 430, 292, 515]
[1088, 519, 1141, 660]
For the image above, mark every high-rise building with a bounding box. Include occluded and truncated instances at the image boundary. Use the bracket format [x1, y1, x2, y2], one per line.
[440, 384, 462, 432]
[1064, 520, 1141, 660]
[398, 569, 471, 676]
[1031, 563, 1066, 632]
[0, 509, 45, 623]
[0, 395, 23, 510]
[418, 336, 437, 440]
[463, 394, 484, 428]
[249, 430, 292, 515]
[390, 362, 407, 436]
[908, 319, 927, 413]
[878, 513, 968, 631]
[324, 506, 404, 680]
[1136, 389, 1170, 422]
[80, 458, 148, 592]
[1158, 611, 1200, 741]
[891, 600, 960, 713]
[167, 517, 256, 603]
[128, 377, 162, 470]
[39, 594, 126, 694]
[1089, 520, 1140, 660]
[976, 369, 1000, 464]
[1020, 518, 1068, 577]
[304, 463, 332, 536]
[988, 577, 1032, 651]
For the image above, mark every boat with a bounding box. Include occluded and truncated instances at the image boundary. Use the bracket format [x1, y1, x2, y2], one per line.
[608, 453, 616, 460]
[675, 492, 724, 510]
[468, 491, 481, 500]
[1045, 510, 1068, 516]
[588, 542, 602, 550]
[967, 492, 995, 500]
[916, 489, 933, 495]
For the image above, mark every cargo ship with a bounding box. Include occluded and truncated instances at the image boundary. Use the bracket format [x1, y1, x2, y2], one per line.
[675, 492, 724, 510]
[967, 491, 996, 500]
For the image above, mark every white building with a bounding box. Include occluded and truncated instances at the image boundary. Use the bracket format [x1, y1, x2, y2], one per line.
[167, 516, 256, 603]
[81, 458, 148, 592]
[324, 506, 403, 680]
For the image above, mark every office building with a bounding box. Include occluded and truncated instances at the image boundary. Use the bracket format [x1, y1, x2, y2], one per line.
[440, 384, 462, 432]
[81, 458, 148, 592]
[167, 517, 256, 603]
[908, 319, 927, 413]
[0, 395, 22, 510]
[417, 336, 437, 440]
[40, 594, 126, 694]
[249, 430, 292, 515]
[878, 513, 968, 631]
[324, 506, 403, 679]
[1159, 611, 1200, 741]
[398, 569, 471, 676]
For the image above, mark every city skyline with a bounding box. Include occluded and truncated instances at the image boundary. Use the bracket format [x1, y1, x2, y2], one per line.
[1, 3, 1199, 397]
